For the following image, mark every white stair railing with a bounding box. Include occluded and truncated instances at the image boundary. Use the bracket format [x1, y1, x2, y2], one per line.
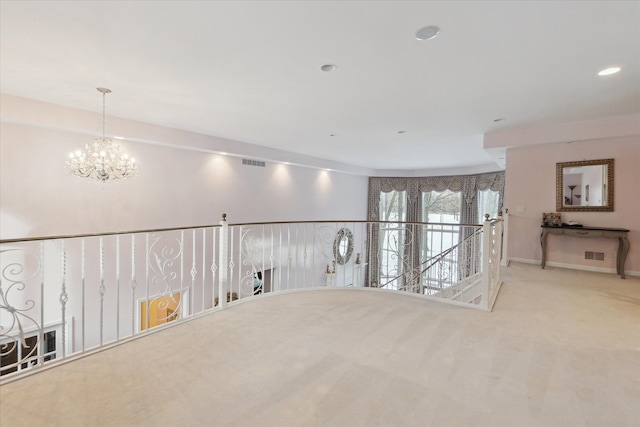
[0, 215, 503, 383]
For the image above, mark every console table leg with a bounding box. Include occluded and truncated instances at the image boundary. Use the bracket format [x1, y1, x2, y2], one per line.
[540, 230, 547, 269]
[618, 236, 630, 279]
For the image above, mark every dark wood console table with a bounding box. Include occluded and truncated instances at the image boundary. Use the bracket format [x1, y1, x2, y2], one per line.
[540, 225, 630, 279]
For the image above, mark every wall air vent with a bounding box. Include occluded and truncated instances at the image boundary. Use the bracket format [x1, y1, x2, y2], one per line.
[585, 251, 605, 261]
[242, 159, 266, 168]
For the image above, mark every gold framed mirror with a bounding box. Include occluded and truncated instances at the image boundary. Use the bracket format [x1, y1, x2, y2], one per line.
[556, 159, 614, 212]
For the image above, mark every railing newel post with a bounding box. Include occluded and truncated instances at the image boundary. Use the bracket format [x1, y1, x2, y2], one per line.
[496, 218, 503, 286]
[500, 209, 510, 267]
[481, 216, 491, 311]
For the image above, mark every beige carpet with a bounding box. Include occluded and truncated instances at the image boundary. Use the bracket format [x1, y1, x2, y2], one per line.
[1, 262, 639, 427]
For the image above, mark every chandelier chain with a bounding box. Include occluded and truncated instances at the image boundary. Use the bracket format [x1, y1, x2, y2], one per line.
[102, 91, 106, 138]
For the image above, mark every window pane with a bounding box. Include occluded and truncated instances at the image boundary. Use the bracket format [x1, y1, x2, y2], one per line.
[421, 191, 461, 294]
[478, 189, 500, 222]
[422, 190, 461, 223]
[422, 190, 461, 261]
[380, 190, 406, 222]
[379, 191, 406, 287]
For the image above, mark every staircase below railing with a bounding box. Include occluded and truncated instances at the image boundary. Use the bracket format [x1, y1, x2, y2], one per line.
[0, 214, 504, 383]
[379, 226, 484, 295]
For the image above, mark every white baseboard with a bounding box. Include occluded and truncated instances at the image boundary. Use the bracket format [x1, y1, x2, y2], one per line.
[505, 258, 640, 278]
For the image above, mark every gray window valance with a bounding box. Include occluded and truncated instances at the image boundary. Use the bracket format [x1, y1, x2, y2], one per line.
[368, 171, 505, 222]
[373, 171, 504, 194]
[365, 171, 504, 288]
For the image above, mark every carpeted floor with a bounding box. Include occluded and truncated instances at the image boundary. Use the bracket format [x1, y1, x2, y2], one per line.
[1, 262, 639, 426]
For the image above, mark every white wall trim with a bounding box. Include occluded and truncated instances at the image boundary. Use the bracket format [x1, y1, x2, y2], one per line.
[507, 257, 640, 277]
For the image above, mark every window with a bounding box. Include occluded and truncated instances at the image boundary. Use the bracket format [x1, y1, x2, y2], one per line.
[422, 190, 461, 261]
[367, 172, 504, 291]
[478, 189, 500, 222]
[422, 190, 460, 224]
[380, 190, 406, 223]
[421, 190, 467, 292]
[379, 190, 406, 287]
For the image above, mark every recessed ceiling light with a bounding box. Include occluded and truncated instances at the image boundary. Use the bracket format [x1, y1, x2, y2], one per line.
[416, 26, 440, 41]
[321, 64, 337, 72]
[598, 67, 621, 76]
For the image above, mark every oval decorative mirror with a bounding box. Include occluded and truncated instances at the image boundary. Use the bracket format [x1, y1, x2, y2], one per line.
[333, 228, 354, 265]
[556, 158, 614, 212]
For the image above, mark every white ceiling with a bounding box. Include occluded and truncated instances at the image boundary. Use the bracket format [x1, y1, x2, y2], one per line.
[1, 1, 639, 172]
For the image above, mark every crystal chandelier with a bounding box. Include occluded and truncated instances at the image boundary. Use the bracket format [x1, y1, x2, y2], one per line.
[67, 88, 138, 182]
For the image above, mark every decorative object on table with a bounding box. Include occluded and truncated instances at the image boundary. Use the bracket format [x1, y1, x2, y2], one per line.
[542, 212, 562, 226]
[67, 87, 138, 182]
[326, 262, 336, 274]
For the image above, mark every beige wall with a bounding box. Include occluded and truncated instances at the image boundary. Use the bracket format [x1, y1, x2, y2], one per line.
[503, 136, 640, 275]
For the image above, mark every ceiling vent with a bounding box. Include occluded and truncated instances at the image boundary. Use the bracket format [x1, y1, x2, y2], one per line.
[242, 158, 266, 168]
